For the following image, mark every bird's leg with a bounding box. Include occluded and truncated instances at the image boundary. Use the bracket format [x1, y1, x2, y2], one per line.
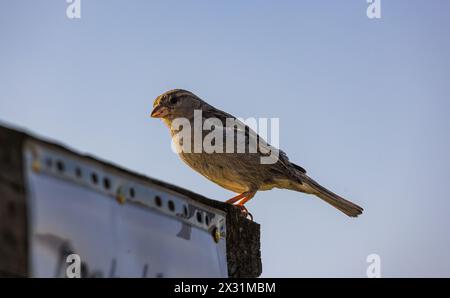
[225, 193, 247, 204]
[235, 192, 256, 221]
[225, 191, 256, 220]
[236, 194, 254, 206]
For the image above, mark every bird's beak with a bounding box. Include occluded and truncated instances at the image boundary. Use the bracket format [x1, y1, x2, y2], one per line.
[150, 105, 169, 118]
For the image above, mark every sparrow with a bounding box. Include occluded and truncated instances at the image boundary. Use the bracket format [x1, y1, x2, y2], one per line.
[151, 89, 363, 219]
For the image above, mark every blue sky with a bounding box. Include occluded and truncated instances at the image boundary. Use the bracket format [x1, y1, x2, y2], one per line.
[1, 0, 450, 277]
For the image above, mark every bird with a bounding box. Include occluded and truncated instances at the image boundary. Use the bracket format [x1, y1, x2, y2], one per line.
[151, 89, 363, 219]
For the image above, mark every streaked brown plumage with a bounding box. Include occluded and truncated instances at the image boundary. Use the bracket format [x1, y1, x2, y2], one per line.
[151, 89, 363, 218]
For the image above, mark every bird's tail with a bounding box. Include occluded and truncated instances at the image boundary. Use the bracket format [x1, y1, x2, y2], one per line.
[300, 175, 363, 218]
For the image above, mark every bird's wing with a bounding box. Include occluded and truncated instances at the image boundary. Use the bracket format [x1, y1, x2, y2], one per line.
[206, 106, 306, 177]
[208, 108, 274, 156]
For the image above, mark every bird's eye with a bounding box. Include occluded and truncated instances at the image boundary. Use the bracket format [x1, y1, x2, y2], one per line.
[169, 97, 178, 105]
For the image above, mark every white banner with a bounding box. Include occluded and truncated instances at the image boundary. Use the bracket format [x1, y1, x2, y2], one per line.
[24, 142, 228, 277]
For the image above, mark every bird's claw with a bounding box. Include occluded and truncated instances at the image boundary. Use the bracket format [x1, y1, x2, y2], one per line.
[237, 205, 253, 221]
